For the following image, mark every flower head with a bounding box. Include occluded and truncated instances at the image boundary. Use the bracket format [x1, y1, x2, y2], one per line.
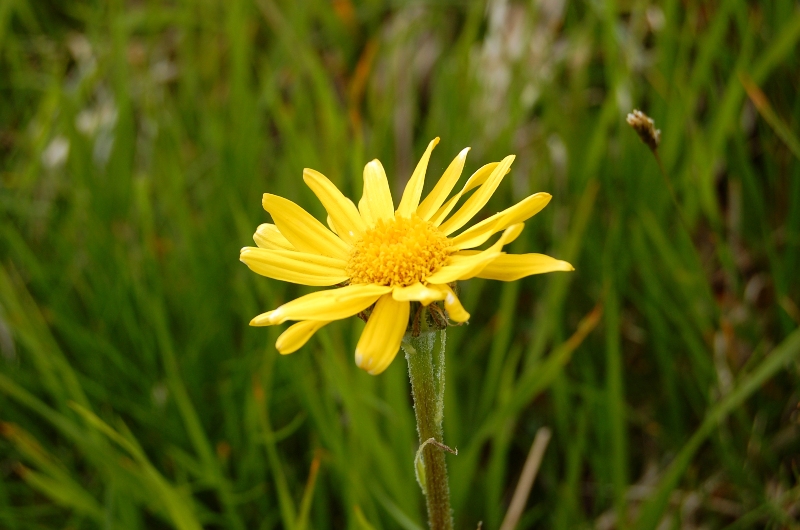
[241, 138, 573, 374]
[626, 109, 661, 152]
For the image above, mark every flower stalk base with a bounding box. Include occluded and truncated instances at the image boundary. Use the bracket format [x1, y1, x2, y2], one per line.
[403, 325, 453, 530]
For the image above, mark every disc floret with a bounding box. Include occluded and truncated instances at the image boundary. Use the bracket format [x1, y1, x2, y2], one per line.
[346, 216, 450, 287]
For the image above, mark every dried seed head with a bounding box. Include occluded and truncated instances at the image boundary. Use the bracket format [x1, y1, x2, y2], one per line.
[626, 109, 661, 152]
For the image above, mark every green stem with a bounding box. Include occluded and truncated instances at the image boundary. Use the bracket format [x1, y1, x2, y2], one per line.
[654, 151, 692, 239]
[403, 328, 453, 530]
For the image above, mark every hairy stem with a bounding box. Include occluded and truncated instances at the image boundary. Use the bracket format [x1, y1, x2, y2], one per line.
[403, 328, 453, 530]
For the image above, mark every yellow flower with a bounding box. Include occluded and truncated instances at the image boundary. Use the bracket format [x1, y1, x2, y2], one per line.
[241, 138, 573, 374]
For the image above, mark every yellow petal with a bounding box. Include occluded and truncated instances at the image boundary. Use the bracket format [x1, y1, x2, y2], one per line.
[425, 223, 524, 284]
[425, 254, 496, 284]
[303, 168, 366, 244]
[427, 162, 501, 226]
[396, 137, 439, 218]
[250, 284, 391, 326]
[355, 294, 409, 375]
[326, 215, 338, 235]
[430, 284, 470, 322]
[254, 223, 295, 250]
[358, 196, 373, 227]
[391, 282, 446, 306]
[438, 155, 516, 235]
[262, 194, 350, 260]
[461, 162, 500, 193]
[416, 147, 470, 221]
[449, 192, 552, 250]
[474, 253, 575, 281]
[240, 247, 348, 286]
[275, 320, 330, 354]
[361, 159, 394, 226]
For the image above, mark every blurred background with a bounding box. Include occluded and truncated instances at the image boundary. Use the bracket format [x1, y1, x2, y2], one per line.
[2, 0, 800, 528]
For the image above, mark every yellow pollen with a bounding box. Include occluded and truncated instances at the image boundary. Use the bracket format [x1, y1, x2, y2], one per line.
[347, 216, 451, 287]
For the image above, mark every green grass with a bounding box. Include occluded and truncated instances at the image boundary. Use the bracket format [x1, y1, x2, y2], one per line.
[2, 0, 800, 528]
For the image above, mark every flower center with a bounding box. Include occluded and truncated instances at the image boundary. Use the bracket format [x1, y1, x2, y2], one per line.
[346, 216, 450, 287]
